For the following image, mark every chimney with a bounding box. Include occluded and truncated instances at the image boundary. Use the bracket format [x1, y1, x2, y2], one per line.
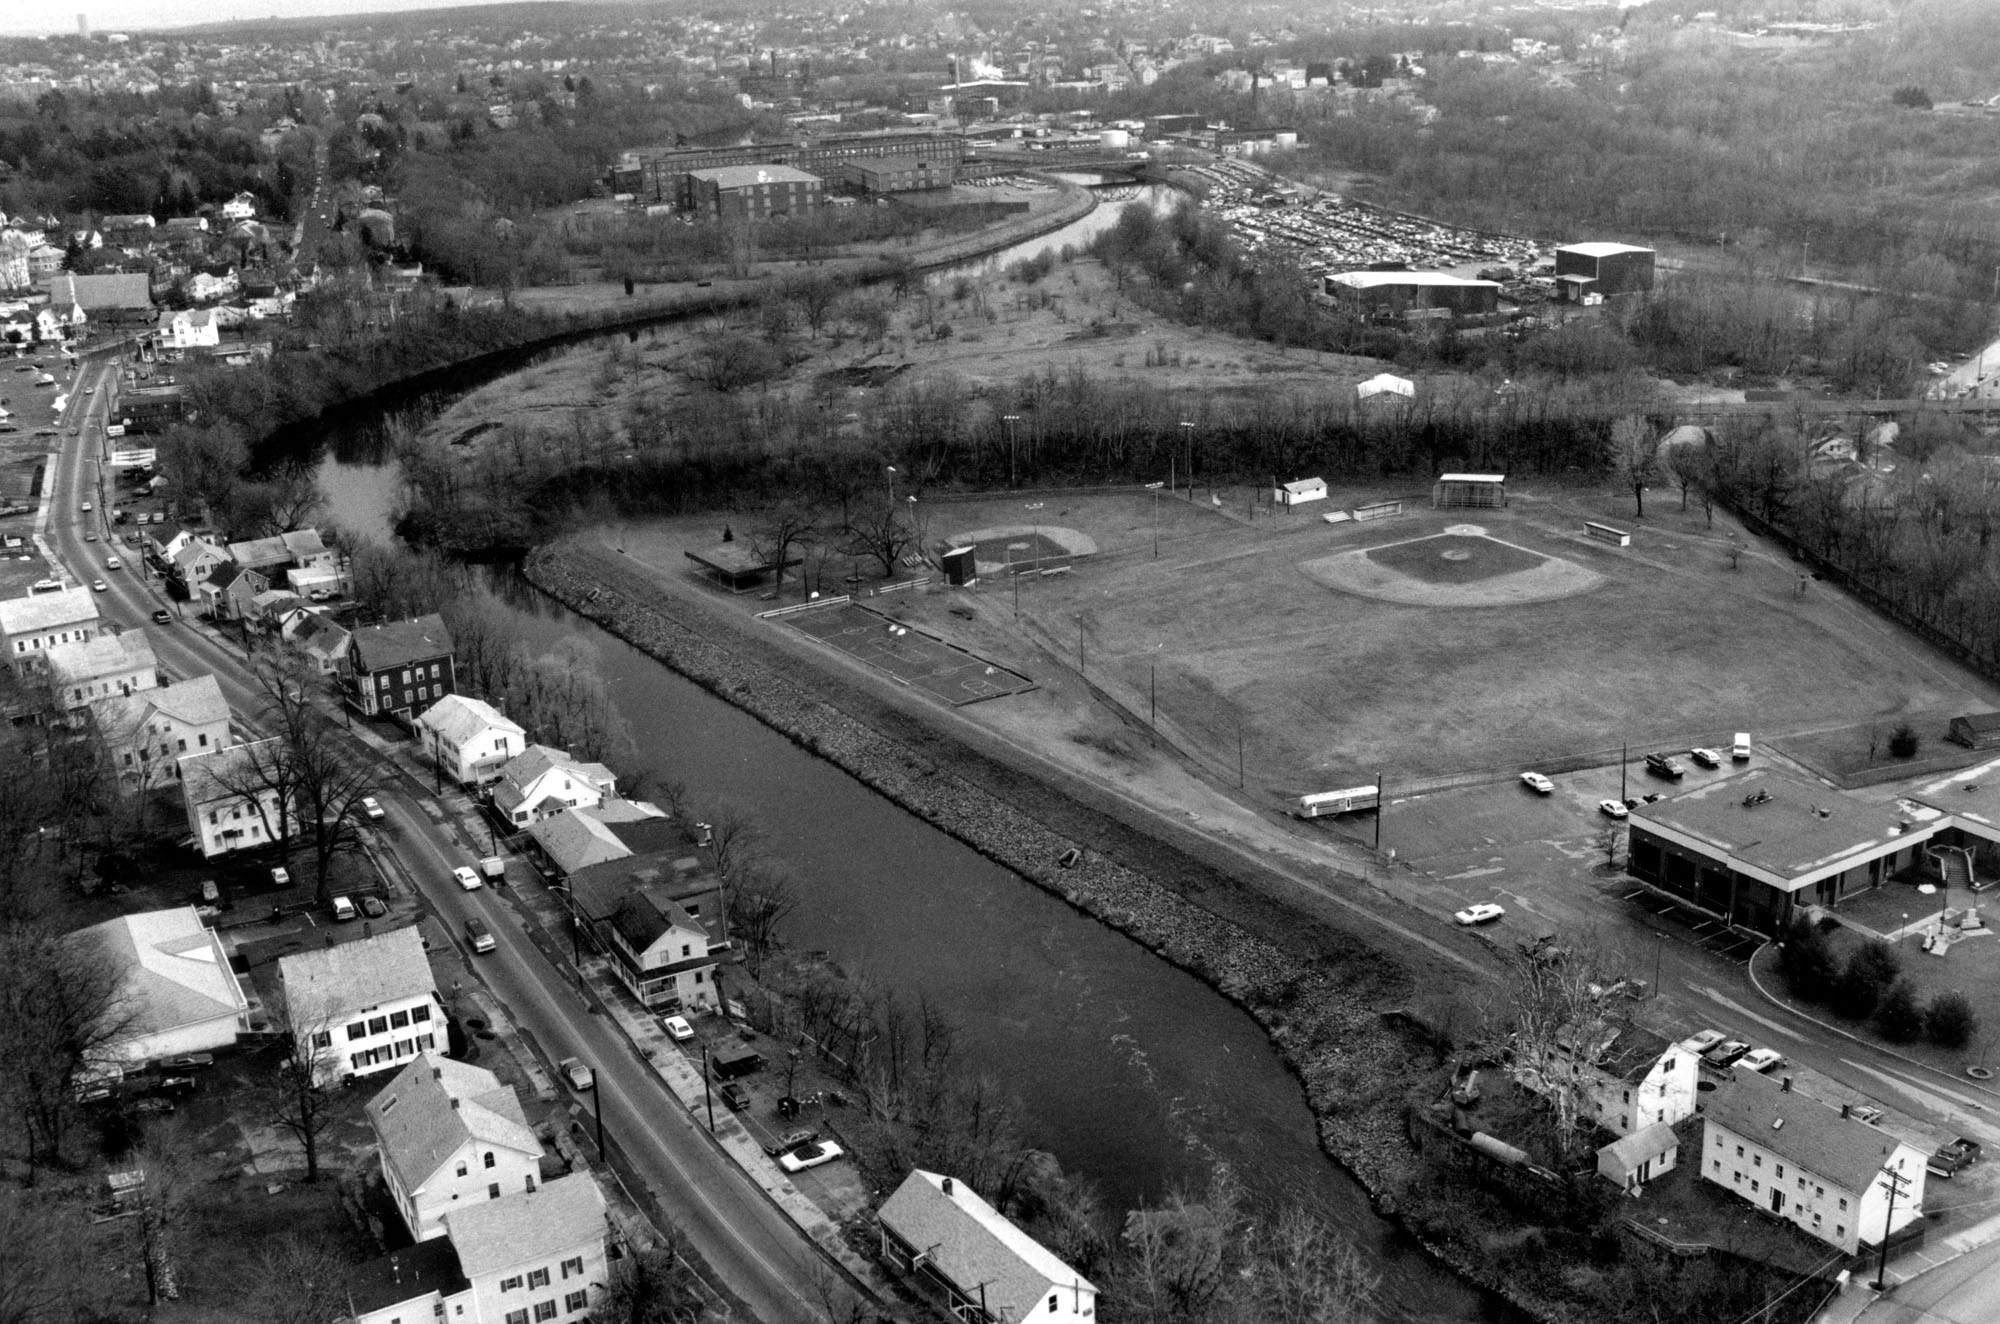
[942, 1177, 954, 1197]
[1781, 1077, 1792, 1093]
[450, 1097, 460, 1109]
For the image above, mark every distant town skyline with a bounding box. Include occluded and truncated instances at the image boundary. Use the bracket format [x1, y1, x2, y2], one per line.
[0, 0, 528, 38]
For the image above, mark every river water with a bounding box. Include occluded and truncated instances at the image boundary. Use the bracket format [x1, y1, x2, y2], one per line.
[311, 186, 1515, 1321]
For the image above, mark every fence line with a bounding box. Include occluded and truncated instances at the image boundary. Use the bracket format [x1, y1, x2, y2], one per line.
[756, 594, 850, 619]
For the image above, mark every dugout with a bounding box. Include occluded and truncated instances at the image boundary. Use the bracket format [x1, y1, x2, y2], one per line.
[1431, 473, 1508, 509]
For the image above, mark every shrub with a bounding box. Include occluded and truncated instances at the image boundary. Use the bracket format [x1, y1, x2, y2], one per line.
[1926, 990, 1980, 1048]
[1876, 979, 1925, 1042]
[1831, 941, 1900, 1020]
[1889, 723, 1920, 758]
[1777, 918, 1838, 1002]
[1891, 86, 1934, 110]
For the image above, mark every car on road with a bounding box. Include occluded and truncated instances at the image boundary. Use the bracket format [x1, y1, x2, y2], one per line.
[1679, 1030, 1727, 1056]
[80, 501, 91, 512]
[83, 530, 96, 541]
[778, 1140, 844, 1173]
[661, 1014, 695, 1042]
[1703, 1040, 1752, 1069]
[32, 427, 56, 437]
[717, 1081, 748, 1111]
[105, 555, 119, 569]
[91, 579, 107, 592]
[151, 609, 172, 624]
[558, 1058, 594, 1091]
[270, 865, 291, 886]
[1520, 771, 1554, 795]
[463, 916, 495, 953]
[1690, 747, 1722, 769]
[452, 865, 482, 891]
[359, 895, 387, 919]
[360, 796, 385, 820]
[1645, 752, 1686, 779]
[1849, 1104, 1885, 1125]
[1736, 1047, 1785, 1074]
[1598, 799, 1629, 820]
[1454, 902, 1505, 926]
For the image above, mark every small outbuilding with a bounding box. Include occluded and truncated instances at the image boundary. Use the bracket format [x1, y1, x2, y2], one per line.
[1355, 372, 1415, 402]
[1431, 473, 1508, 509]
[684, 542, 799, 593]
[1950, 712, 2000, 749]
[1275, 477, 1328, 507]
[1598, 1121, 1678, 1194]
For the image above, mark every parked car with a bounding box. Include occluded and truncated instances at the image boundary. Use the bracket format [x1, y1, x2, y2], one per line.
[156, 1053, 214, 1072]
[1690, 747, 1722, 769]
[270, 865, 291, 887]
[717, 1081, 748, 1111]
[1453, 902, 1505, 927]
[661, 1015, 695, 1042]
[1645, 753, 1686, 779]
[452, 866, 482, 891]
[1703, 1040, 1752, 1069]
[1520, 771, 1554, 795]
[359, 796, 385, 820]
[1736, 1047, 1785, 1074]
[1679, 1030, 1727, 1056]
[105, 555, 120, 570]
[330, 895, 357, 922]
[1598, 800, 1629, 820]
[559, 1058, 594, 1091]
[1930, 1138, 1982, 1177]
[1733, 732, 1752, 761]
[764, 1128, 818, 1157]
[778, 1140, 844, 1173]
[359, 895, 387, 919]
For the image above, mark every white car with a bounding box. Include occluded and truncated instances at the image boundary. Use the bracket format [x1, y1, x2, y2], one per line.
[1679, 1029, 1727, 1056]
[270, 865, 291, 886]
[453, 866, 482, 891]
[360, 796, 385, 820]
[1520, 771, 1554, 795]
[1690, 747, 1722, 769]
[1737, 1048, 1786, 1074]
[91, 578, 108, 592]
[662, 1015, 695, 1042]
[559, 1057, 594, 1090]
[1453, 902, 1505, 927]
[1598, 800, 1630, 820]
[778, 1140, 844, 1173]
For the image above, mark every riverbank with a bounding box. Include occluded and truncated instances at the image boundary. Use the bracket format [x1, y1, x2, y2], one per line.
[522, 538, 1579, 1322]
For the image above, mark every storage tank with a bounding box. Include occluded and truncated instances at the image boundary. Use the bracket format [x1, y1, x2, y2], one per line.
[1099, 128, 1130, 151]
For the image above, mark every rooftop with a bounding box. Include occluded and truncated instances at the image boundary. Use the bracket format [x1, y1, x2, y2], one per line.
[1559, 241, 1655, 258]
[47, 629, 154, 685]
[366, 1053, 539, 1193]
[342, 1237, 467, 1316]
[443, 1173, 606, 1280]
[0, 584, 98, 637]
[1326, 270, 1500, 290]
[1704, 1069, 1917, 1194]
[526, 800, 670, 875]
[92, 673, 229, 740]
[74, 906, 248, 1047]
[687, 163, 822, 189]
[417, 694, 525, 748]
[350, 613, 454, 672]
[276, 925, 434, 1023]
[879, 1170, 1095, 1324]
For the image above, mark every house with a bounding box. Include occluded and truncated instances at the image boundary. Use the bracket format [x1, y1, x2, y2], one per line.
[285, 609, 352, 676]
[1948, 712, 2000, 750]
[184, 271, 239, 304]
[417, 695, 527, 787]
[345, 614, 456, 721]
[366, 1053, 543, 1241]
[1, 586, 102, 674]
[93, 674, 231, 787]
[178, 739, 294, 858]
[878, 1170, 1100, 1324]
[161, 307, 221, 350]
[280, 527, 339, 573]
[225, 534, 294, 576]
[1597, 1120, 1678, 1194]
[1274, 477, 1327, 507]
[47, 629, 158, 709]
[491, 745, 618, 828]
[1518, 1024, 1698, 1139]
[276, 925, 443, 1086]
[221, 192, 259, 222]
[72, 907, 250, 1063]
[146, 519, 213, 565]
[566, 850, 727, 1011]
[199, 561, 267, 620]
[169, 537, 232, 592]
[1700, 1069, 1927, 1254]
[525, 801, 673, 878]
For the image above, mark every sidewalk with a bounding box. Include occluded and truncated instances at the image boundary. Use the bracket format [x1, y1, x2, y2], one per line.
[1816, 1208, 2000, 1323]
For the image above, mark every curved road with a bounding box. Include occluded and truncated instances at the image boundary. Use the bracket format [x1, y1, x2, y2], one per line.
[42, 355, 853, 1324]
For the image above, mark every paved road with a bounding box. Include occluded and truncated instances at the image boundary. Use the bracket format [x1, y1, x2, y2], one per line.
[1858, 1236, 2000, 1323]
[42, 378, 853, 1324]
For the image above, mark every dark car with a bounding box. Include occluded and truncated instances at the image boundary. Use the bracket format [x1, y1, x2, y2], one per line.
[359, 895, 387, 919]
[1645, 753, 1686, 780]
[1930, 1138, 1982, 1177]
[151, 609, 172, 625]
[157, 1053, 214, 1072]
[717, 1081, 748, 1111]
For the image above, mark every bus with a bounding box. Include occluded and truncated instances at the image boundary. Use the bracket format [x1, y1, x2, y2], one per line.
[1298, 785, 1379, 818]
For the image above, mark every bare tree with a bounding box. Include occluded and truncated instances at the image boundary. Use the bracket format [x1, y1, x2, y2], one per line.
[595, 1238, 704, 1324]
[0, 920, 134, 1182]
[750, 500, 819, 594]
[843, 502, 916, 578]
[1504, 932, 1633, 1163]
[0, 1187, 84, 1324]
[1607, 416, 1661, 518]
[789, 274, 844, 339]
[728, 862, 799, 978]
[1119, 1178, 1238, 1321]
[266, 995, 344, 1182]
[701, 801, 761, 883]
[129, 1120, 196, 1306]
[1231, 1205, 1381, 1324]
[246, 1234, 355, 1324]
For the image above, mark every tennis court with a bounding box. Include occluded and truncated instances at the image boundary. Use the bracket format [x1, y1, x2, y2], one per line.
[788, 603, 1035, 706]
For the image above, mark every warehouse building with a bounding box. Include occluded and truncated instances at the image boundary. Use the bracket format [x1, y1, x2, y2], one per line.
[685, 165, 823, 222]
[1324, 270, 1500, 320]
[1554, 242, 1656, 301]
[841, 155, 957, 196]
[617, 130, 962, 210]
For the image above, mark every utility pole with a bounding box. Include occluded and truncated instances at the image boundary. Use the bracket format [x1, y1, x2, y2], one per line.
[702, 1044, 715, 1131]
[1872, 1167, 1910, 1290]
[1620, 740, 1628, 803]
[1373, 775, 1384, 851]
[1002, 414, 1020, 488]
[590, 1074, 605, 1155]
[1237, 722, 1244, 789]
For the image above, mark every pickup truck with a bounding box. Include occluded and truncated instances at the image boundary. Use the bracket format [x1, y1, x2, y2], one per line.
[1929, 1138, 1982, 1177]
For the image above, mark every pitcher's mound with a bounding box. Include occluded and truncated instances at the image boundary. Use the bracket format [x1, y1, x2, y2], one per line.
[1302, 532, 1603, 607]
[949, 526, 1097, 577]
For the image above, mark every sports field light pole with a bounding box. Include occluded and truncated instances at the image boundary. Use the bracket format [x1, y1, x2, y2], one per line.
[1374, 774, 1384, 851]
[1178, 421, 1195, 499]
[1002, 414, 1021, 488]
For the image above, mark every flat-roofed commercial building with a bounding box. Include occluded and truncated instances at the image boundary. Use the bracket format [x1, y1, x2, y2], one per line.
[1555, 242, 1656, 300]
[1324, 270, 1500, 319]
[686, 165, 823, 222]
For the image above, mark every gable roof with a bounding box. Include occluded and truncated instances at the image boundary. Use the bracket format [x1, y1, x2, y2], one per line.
[443, 1173, 606, 1280]
[1601, 1120, 1678, 1173]
[417, 694, 525, 748]
[879, 1171, 1094, 1324]
[226, 534, 292, 567]
[44, 271, 153, 310]
[277, 925, 434, 1023]
[0, 585, 98, 637]
[1595, 1026, 1679, 1084]
[176, 738, 279, 808]
[47, 629, 154, 686]
[366, 1052, 539, 1192]
[350, 614, 454, 673]
[76, 906, 247, 1045]
[342, 1238, 467, 1316]
[280, 528, 328, 559]
[92, 673, 229, 742]
[526, 800, 669, 875]
[492, 745, 616, 814]
[609, 886, 702, 954]
[567, 849, 722, 925]
[1704, 1070, 1911, 1193]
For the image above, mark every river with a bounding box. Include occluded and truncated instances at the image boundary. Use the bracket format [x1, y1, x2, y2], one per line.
[309, 190, 1516, 1321]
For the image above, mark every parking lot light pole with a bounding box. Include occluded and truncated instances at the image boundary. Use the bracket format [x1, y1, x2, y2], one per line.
[701, 1044, 715, 1131]
[588, 1071, 605, 1154]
